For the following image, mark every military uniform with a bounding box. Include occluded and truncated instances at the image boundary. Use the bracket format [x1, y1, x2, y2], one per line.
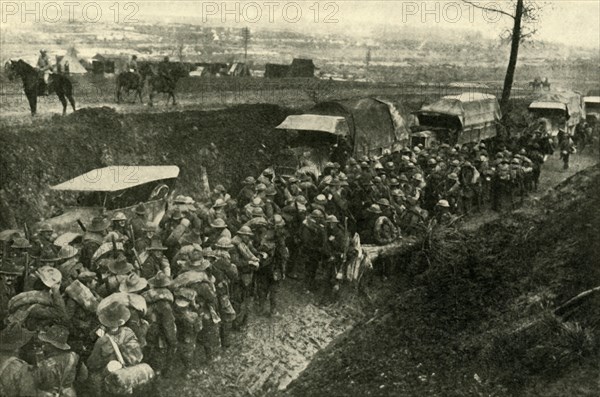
[0, 324, 37, 397]
[142, 274, 177, 374]
[256, 223, 288, 315]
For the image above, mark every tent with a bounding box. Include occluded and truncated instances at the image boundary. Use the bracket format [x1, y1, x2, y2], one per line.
[56, 48, 87, 74]
[228, 62, 251, 77]
[415, 93, 501, 145]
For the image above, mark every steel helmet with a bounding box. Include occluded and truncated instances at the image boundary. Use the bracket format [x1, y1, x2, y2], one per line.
[237, 225, 254, 236]
[311, 209, 324, 219]
[215, 237, 233, 249]
[437, 199, 450, 208]
[273, 214, 285, 227]
[111, 212, 127, 222]
[58, 245, 78, 260]
[38, 222, 53, 233]
[325, 215, 339, 223]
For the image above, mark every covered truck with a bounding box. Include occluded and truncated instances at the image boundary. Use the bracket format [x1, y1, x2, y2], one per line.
[584, 89, 600, 123]
[275, 97, 411, 174]
[413, 92, 501, 146]
[528, 90, 585, 136]
[47, 165, 179, 236]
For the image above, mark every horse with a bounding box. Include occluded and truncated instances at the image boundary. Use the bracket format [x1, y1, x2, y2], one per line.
[528, 79, 542, 91]
[116, 70, 145, 104]
[140, 62, 189, 107]
[4, 59, 76, 116]
[541, 78, 551, 91]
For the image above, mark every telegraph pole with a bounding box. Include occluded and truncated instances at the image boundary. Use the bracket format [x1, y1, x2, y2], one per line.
[242, 27, 250, 61]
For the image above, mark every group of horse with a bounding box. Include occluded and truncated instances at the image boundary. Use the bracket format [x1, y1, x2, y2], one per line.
[528, 77, 551, 91]
[3, 59, 189, 116]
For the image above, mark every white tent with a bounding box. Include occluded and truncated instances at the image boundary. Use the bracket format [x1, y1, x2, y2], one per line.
[56, 48, 87, 74]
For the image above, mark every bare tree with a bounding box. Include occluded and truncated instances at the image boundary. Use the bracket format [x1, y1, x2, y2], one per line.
[462, 0, 544, 109]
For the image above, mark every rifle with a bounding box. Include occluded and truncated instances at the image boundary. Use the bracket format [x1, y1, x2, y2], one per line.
[76, 219, 87, 232]
[131, 247, 142, 271]
[23, 223, 36, 270]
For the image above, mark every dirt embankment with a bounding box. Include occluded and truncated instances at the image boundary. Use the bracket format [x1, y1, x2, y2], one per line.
[0, 104, 295, 228]
[283, 164, 600, 397]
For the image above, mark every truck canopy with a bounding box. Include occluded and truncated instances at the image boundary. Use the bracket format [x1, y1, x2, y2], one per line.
[276, 115, 350, 136]
[51, 165, 180, 192]
[309, 97, 411, 156]
[414, 92, 501, 144]
[529, 90, 583, 120]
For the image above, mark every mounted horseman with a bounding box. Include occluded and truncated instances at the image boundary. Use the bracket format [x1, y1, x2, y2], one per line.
[5, 52, 76, 116]
[140, 56, 189, 107]
[116, 54, 145, 104]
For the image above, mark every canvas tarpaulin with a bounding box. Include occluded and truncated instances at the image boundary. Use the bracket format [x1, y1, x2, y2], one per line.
[419, 93, 501, 129]
[529, 91, 583, 126]
[310, 97, 411, 156]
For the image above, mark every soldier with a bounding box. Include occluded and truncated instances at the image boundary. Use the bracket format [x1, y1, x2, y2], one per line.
[434, 199, 455, 225]
[21, 266, 68, 330]
[237, 176, 256, 207]
[143, 272, 177, 376]
[324, 215, 347, 300]
[263, 186, 281, 221]
[80, 217, 110, 272]
[204, 218, 231, 248]
[118, 273, 150, 348]
[56, 245, 84, 289]
[127, 54, 138, 73]
[64, 271, 100, 360]
[138, 238, 171, 279]
[31, 222, 58, 262]
[34, 325, 88, 396]
[173, 287, 203, 377]
[87, 302, 143, 397]
[0, 262, 23, 325]
[182, 259, 220, 363]
[135, 222, 158, 253]
[110, 212, 132, 247]
[299, 209, 328, 292]
[209, 199, 228, 223]
[97, 254, 134, 297]
[37, 49, 53, 94]
[210, 238, 238, 348]
[130, 204, 147, 241]
[256, 215, 288, 316]
[0, 323, 38, 397]
[559, 135, 575, 170]
[231, 226, 259, 328]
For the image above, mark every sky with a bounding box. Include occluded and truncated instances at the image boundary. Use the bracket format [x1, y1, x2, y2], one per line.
[1, 0, 599, 48]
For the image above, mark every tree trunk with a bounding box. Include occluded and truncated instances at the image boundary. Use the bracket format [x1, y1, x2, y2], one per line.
[500, 0, 524, 110]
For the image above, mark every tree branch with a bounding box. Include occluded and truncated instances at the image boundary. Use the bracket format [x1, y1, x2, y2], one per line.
[461, 0, 515, 19]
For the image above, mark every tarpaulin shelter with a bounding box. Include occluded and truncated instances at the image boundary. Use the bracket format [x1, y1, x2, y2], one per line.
[529, 90, 584, 135]
[308, 97, 411, 156]
[415, 92, 501, 145]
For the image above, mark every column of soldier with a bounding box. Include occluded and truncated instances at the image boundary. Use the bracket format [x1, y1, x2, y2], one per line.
[0, 140, 546, 396]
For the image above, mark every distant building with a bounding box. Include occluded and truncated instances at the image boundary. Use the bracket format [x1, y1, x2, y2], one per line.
[264, 63, 290, 78]
[288, 58, 315, 78]
[264, 58, 316, 78]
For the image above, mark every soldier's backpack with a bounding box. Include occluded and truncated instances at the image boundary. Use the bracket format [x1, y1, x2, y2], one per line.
[103, 334, 155, 395]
